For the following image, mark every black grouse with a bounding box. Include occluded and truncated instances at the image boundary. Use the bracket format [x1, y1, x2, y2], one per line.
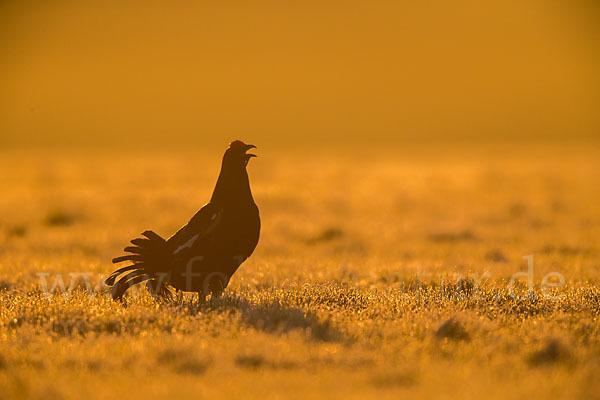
[105, 140, 260, 301]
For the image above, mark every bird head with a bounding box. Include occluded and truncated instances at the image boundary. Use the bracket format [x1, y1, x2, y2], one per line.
[225, 140, 257, 167]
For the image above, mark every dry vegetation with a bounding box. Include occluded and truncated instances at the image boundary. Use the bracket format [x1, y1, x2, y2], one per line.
[1, 146, 599, 399]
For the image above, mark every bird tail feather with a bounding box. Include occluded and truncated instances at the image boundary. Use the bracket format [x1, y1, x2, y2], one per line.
[106, 230, 169, 301]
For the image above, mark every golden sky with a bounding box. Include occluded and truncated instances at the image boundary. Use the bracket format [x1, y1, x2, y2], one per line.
[1, 0, 598, 148]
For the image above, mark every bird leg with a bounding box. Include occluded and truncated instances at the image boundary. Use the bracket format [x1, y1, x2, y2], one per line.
[197, 291, 207, 306]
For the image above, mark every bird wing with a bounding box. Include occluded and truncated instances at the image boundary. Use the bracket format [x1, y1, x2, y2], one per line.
[165, 202, 223, 257]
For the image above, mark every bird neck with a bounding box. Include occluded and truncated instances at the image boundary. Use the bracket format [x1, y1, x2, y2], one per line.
[210, 159, 255, 206]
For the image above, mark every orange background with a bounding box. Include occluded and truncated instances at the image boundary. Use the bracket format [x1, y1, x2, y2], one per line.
[1, 0, 598, 149]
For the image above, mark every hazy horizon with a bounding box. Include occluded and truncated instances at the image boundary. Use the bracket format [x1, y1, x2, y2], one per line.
[2, 0, 598, 149]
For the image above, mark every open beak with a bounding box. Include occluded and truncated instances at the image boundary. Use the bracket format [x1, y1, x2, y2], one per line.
[245, 144, 257, 158]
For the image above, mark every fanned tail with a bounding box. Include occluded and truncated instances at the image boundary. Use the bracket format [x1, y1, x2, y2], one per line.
[106, 230, 170, 301]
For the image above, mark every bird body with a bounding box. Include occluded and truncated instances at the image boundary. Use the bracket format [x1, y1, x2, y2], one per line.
[106, 140, 260, 301]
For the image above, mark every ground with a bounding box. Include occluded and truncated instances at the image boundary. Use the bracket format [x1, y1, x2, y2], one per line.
[0, 144, 599, 399]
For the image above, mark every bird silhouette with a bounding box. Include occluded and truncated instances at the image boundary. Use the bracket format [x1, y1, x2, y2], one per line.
[105, 140, 260, 301]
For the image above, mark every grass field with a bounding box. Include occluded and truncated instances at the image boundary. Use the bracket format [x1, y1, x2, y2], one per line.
[1, 145, 599, 399]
